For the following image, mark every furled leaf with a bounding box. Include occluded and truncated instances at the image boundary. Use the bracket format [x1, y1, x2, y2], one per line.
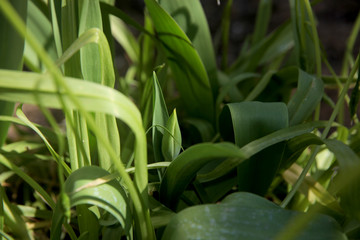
[153, 72, 169, 162]
[162, 109, 182, 161]
[162, 192, 347, 240]
[220, 101, 288, 195]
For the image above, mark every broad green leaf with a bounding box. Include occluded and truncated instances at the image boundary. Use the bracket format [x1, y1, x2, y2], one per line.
[162, 192, 347, 240]
[284, 67, 324, 126]
[144, 0, 214, 123]
[51, 166, 131, 239]
[220, 101, 288, 195]
[159, 0, 219, 96]
[160, 142, 246, 210]
[162, 109, 182, 162]
[160, 123, 326, 209]
[198, 121, 328, 183]
[0, 0, 27, 147]
[153, 72, 169, 162]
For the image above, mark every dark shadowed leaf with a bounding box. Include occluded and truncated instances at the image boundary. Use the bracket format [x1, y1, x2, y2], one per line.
[162, 192, 347, 240]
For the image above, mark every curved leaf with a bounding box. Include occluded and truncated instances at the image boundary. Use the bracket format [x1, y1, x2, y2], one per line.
[159, 142, 246, 210]
[144, 0, 214, 123]
[162, 192, 347, 240]
[159, 0, 218, 96]
[51, 166, 131, 239]
[220, 101, 288, 195]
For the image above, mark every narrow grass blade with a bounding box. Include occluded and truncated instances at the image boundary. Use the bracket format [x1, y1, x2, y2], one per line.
[1, 186, 32, 240]
[349, 57, 360, 119]
[15, 106, 71, 175]
[0, 0, 27, 146]
[230, 23, 292, 74]
[24, 1, 57, 72]
[289, 0, 321, 76]
[144, 0, 214, 123]
[252, 0, 272, 45]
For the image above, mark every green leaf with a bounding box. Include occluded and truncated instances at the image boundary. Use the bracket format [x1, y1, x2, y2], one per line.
[289, 0, 321, 76]
[198, 121, 327, 183]
[160, 142, 246, 210]
[0, 0, 27, 147]
[220, 101, 288, 195]
[51, 166, 131, 239]
[144, 0, 214, 123]
[0, 69, 152, 238]
[1, 186, 32, 240]
[159, 0, 219, 96]
[153, 72, 169, 162]
[324, 139, 360, 221]
[24, 0, 57, 72]
[252, 0, 272, 45]
[349, 56, 360, 119]
[162, 192, 347, 240]
[230, 22, 292, 74]
[162, 109, 182, 162]
[284, 67, 324, 126]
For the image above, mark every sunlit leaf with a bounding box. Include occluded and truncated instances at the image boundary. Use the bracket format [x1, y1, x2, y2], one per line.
[51, 166, 131, 239]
